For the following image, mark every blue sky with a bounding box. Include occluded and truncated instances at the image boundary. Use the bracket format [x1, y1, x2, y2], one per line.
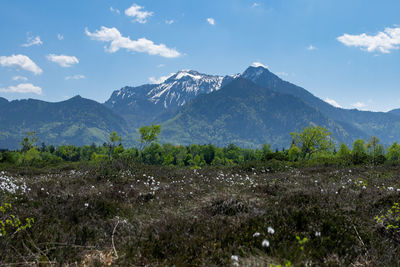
[0, 0, 400, 112]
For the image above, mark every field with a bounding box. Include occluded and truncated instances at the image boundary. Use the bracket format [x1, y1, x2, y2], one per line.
[1, 161, 400, 266]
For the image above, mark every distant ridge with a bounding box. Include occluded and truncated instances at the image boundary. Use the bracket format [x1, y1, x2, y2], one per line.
[0, 95, 127, 149]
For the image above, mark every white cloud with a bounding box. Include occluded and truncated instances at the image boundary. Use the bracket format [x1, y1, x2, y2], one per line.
[148, 73, 174, 84]
[165, 19, 175, 25]
[22, 35, 43, 47]
[0, 54, 43, 75]
[307, 45, 317, 50]
[0, 83, 42, 94]
[57, 34, 64, 40]
[337, 26, 400, 53]
[324, 98, 342, 108]
[125, 4, 153, 23]
[252, 61, 268, 69]
[352, 102, 367, 110]
[252, 3, 260, 8]
[157, 64, 165, 68]
[12, 75, 28, 81]
[65, 74, 85, 80]
[85, 26, 181, 58]
[46, 54, 79, 67]
[110, 6, 120, 15]
[207, 18, 215, 26]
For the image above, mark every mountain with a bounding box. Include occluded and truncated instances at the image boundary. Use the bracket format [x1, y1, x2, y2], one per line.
[241, 66, 400, 145]
[160, 78, 365, 148]
[0, 96, 127, 149]
[2, 65, 400, 150]
[104, 70, 236, 128]
[388, 108, 400, 116]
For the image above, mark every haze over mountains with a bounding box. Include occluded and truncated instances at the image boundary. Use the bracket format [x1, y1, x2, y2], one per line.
[1, 65, 400, 149]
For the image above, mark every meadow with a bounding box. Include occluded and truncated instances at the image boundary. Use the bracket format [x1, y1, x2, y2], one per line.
[1, 158, 400, 266]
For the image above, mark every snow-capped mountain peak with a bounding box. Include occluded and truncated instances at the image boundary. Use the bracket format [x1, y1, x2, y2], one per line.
[148, 70, 228, 108]
[106, 69, 234, 112]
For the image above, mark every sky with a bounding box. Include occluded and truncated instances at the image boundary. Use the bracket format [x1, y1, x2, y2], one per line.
[0, 0, 400, 112]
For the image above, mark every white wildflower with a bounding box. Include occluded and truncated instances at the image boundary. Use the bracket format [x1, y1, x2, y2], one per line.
[267, 226, 275, 234]
[262, 239, 270, 247]
[253, 232, 260, 237]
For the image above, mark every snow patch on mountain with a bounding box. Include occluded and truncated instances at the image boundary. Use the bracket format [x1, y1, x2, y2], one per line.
[106, 69, 239, 111]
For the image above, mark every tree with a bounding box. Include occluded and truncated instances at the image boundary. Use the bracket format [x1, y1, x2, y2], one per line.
[288, 145, 302, 161]
[108, 131, 122, 159]
[387, 142, 400, 161]
[366, 136, 385, 164]
[20, 131, 38, 152]
[337, 143, 351, 158]
[352, 139, 366, 154]
[352, 139, 368, 164]
[290, 125, 334, 159]
[139, 124, 161, 149]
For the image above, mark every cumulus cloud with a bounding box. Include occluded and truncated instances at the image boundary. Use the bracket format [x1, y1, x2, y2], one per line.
[65, 74, 85, 80]
[252, 61, 268, 69]
[110, 6, 120, 15]
[165, 19, 175, 25]
[85, 26, 181, 58]
[352, 102, 367, 110]
[148, 73, 175, 84]
[337, 26, 400, 53]
[12, 76, 28, 81]
[307, 45, 317, 50]
[46, 54, 79, 67]
[324, 98, 342, 108]
[0, 54, 43, 75]
[207, 18, 215, 26]
[125, 4, 153, 23]
[22, 35, 43, 47]
[57, 34, 64, 40]
[0, 83, 42, 94]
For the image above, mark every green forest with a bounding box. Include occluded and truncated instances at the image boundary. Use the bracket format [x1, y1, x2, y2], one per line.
[2, 125, 400, 169]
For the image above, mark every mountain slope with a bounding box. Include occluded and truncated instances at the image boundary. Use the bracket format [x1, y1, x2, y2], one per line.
[161, 78, 366, 148]
[0, 96, 127, 149]
[242, 66, 400, 144]
[104, 70, 235, 128]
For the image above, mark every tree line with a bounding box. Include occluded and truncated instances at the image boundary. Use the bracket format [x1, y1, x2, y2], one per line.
[1, 124, 400, 167]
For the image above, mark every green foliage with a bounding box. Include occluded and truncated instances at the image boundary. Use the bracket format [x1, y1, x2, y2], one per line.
[290, 125, 334, 159]
[0, 203, 34, 237]
[288, 145, 301, 161]
[375, 202, 400, 242]
[108, 131, 123, 159]
[20, 131, 38, 152]
[337, 143, 351, 158]
[387, 142, 400, 161]
[139, 123, 161, 149]
[352, 139, 366, 155]
[56, 145, 81, 161]
[296, 235, 308, 251]
[366, 136, 385, 157]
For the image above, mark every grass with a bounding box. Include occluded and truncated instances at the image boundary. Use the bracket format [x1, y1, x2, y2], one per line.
[0, 161, 400, 266]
